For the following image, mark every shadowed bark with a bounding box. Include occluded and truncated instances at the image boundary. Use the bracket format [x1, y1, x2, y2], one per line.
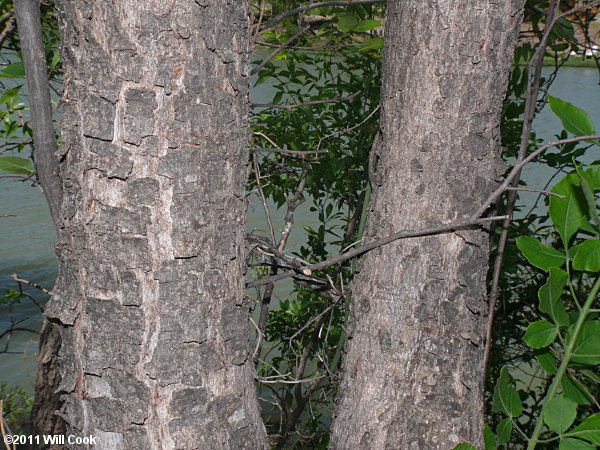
[330, 1, 524, 448]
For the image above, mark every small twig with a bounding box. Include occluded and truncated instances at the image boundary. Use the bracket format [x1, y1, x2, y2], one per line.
[251, 27, 309, 76]
[249, 317, 264, 360]
[252, 90, 361, 111]
[317, 105, 380, 150]
[252, 151, 276, 243]
[504, 187, 565, 198]
[0, 399, 16, 450]
[286, 302, 339, 341]
[252, 0, 267, 43]
[0, 327, 40, 341]
[11, 273, 53, 295]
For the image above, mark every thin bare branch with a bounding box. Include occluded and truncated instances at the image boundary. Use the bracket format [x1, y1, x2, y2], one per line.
[252, 90, 361, 111]
[251, 27, 309, 76]
[504, 186, 565, 198]
[11, 273, 53, 295]
[246, 215, 509, 288]
[252, 151, 276, 243]
[253, 148, 328, 156]
[256, 375, 326, 384]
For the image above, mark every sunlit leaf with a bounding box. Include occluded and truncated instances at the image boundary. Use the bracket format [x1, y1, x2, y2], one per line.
[560, 438, 596, 449]
[564, 413, 600, 445]
[544, 395, 577, 433]
[549, 96, 597, 145]
[353, 19, 382, 33]
[516, 236, 565, 270]
[0, 62, 25, 78]
[572, 240, 600, 272]
[0, 156, 34, 175]
[523, 320, 558, 349]
[569, 321, 600, 365]
[550, 173, 588, 246]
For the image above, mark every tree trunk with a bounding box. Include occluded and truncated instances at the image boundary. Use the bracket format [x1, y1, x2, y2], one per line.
[43, 1, 268, 448]
[14, 0, 65, 439]
[330, 1, 523, 448]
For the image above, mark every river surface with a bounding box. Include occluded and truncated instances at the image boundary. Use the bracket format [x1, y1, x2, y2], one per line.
[0, 67, 598, 394]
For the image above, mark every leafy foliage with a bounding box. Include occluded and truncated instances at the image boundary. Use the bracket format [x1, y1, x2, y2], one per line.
[0, 383, 32, 433]
[487, 158, 600, 448]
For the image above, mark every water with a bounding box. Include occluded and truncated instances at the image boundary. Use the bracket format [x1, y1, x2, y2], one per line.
[0, 67, 598, 395]
[518, 68, 600, 216]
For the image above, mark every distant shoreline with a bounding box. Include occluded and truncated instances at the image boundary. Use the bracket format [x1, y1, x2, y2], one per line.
[520, 57, 600, 68]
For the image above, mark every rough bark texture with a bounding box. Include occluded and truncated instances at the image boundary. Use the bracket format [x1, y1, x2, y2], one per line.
[44, 1, 268, 448]
[330, 1, 523, 449]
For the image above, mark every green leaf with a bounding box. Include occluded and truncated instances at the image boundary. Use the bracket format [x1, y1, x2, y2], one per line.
[353, 19, 382, 32]
[0, 85, 23, 104]
[562, 374, 593, 405]
[572, 240, 600, 272]
[550, 173, 588, 246]
[559, 438, 596, 450]
[483, 425, 496, 450]
[539, 268, 569, 326]
[0, 156, 34, 175]
[337, 14, 359, 32]
[585, 165, 600, 190]
[50, 49, 60, 69]
[516, 236, 565, 270]
[496, 418, 513, 446]
[575, 165, 600, 230]
[569, 321, 600, 365]
[544, 395, 577, 433]
[492, 367, 523, 417]
[565, 413, 600, 445]
[452, 444, 476, 450]
[548, 95, 597, 141]
[357, 37, 384, 51]
[523, 320, 558, 348]
[0, 62, 25, 78]
[535, 348, 558, 374]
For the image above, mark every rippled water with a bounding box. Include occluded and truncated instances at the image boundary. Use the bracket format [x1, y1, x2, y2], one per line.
[0, 67, 598, 394]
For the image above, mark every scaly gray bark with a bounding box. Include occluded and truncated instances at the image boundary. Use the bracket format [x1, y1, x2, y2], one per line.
[44, 1, 268, 448]
[330, 1, 523, 448]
